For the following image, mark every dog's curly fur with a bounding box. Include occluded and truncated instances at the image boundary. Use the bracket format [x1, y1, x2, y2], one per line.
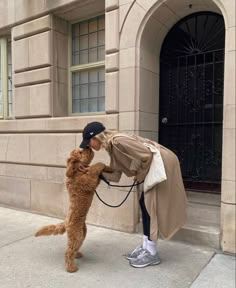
[35, 147, 112, 272]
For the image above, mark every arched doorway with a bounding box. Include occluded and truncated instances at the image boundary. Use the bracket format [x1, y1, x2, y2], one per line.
[159, 12, 225, 193]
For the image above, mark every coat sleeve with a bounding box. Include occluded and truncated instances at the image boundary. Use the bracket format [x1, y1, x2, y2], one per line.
[114, 137, 153, 182]
[102, 170, 122, 182]
[101, 150, 122, 182]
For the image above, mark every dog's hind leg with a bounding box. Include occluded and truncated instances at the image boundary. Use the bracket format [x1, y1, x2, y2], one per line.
[75, 223, 87, 258]
[65, 226, 85, 273]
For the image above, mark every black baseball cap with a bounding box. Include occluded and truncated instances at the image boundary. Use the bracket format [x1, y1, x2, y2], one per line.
[80, 122, 105, 148]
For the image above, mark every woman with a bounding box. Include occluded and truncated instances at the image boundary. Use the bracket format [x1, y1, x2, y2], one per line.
[80, 121, 187, 268]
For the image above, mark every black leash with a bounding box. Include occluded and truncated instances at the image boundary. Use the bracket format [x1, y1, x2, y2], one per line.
[99, 174, 142, 188]
[94, 175, 143, 208]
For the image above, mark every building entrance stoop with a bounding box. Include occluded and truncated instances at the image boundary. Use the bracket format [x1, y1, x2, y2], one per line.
[138, 192, 221, 249]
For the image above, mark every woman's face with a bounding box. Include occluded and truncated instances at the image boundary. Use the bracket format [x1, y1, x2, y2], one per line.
[88, 137, 102, 151]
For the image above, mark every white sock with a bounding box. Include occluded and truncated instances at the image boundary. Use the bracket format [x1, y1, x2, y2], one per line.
[142, 235, 148, 249]
[146, 239, 157, 255]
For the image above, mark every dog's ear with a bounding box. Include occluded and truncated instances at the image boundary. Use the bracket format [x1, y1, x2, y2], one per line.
[66, 149, 82, 177]
[66, 158, 78, 177]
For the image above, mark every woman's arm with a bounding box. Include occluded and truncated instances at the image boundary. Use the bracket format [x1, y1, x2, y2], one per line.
[102, 170, 122, 182]
[113, 136, 153, 182]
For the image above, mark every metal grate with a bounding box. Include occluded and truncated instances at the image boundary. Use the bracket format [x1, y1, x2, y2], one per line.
[159, 12, 225, 193]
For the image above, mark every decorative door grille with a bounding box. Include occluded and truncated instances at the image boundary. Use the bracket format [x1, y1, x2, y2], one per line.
[159, 12, 225, 193]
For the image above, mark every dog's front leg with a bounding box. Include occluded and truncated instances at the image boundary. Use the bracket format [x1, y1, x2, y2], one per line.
[102, 165, 113, 173]
[89, 163, 113, 177]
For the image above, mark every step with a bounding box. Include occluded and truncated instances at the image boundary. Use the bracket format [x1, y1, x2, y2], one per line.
[138, 192, 221, 249]
[186, 202, 220, 226]
[174, 192, 221, 249]
[172, 222, 220, 249]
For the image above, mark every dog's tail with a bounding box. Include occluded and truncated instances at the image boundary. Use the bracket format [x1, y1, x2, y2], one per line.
[35, 222, 66, 237]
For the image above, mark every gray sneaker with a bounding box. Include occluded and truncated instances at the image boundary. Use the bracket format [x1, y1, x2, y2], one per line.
[129, 249, 161, 268]
[125, 245, 144, 260]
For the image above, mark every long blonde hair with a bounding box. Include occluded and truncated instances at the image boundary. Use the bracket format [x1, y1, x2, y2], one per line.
[95, 129, 118, 150]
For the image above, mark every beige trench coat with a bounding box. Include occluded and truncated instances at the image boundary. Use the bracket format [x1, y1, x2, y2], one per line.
[103, 134, 187, 241]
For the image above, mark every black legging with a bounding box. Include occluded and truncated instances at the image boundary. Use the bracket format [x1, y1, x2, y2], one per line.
[139, 192, 151, 240]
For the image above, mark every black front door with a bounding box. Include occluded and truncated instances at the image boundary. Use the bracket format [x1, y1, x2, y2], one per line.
[159, 12, 225, 193]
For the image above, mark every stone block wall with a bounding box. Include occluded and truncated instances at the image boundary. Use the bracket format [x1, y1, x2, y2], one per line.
[12, 15, 68, 118]
[0, 113, 139, 232]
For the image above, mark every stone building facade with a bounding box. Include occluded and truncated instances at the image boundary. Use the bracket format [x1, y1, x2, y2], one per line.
[0, 0, 235, 253]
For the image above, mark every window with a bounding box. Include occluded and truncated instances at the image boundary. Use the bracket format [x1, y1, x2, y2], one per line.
[0, 37, 12, 119]
[70, 15, 105, 114]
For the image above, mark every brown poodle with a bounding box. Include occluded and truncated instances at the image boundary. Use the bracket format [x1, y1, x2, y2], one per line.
[35, 147, 112, 272]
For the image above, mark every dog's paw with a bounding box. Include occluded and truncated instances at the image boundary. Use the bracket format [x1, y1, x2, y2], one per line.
[66, 264, 78, 273]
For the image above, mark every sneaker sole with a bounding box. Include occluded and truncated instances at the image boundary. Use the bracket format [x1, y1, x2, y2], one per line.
[130, 260, 161, 268]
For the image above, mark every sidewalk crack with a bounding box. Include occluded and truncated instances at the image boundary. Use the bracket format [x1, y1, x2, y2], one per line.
[0, 235, 33, 249]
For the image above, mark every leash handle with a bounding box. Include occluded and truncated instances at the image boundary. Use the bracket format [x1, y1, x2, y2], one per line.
[95, 180, 138, 208]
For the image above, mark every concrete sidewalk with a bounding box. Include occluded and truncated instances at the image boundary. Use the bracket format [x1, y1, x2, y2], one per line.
[0, 206, 235, 288]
